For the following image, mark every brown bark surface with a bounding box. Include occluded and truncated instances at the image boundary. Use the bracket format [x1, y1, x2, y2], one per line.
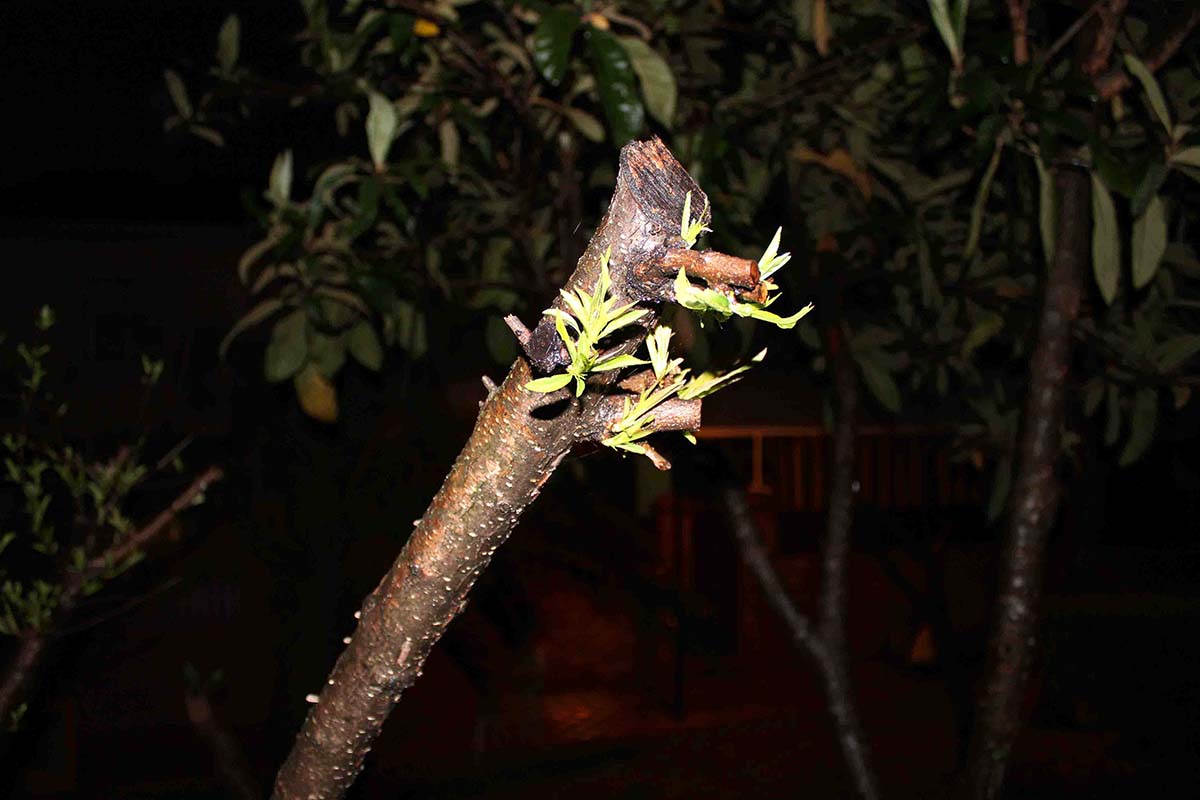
[957, 167, 1088, 800]
[273, 139, 756, 799]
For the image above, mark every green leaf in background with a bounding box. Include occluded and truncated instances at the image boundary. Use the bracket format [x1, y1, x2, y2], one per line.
[1171, 146, 1200, 169]
[563, 107, 605, 142]
[1154, 335, 1200, 372]
[216, 14, 240, 76]
[264, 310, 308, 383]
[964, 142, 1003, 260]
[587, 28, 645, 145]
[1035, 158, 1056, 265]
[1130, 161, 1168, 218]
[926, 0, 963, 69]
[1123, 54, 1172, 132]
[986, 456, 1011, 523]
[268, 150, 293, 206]
[531, 7, 579, 86]
[1119, 388, 1157, 465]
[366, 91, 397, 171]
[1090, 172, 1120, 305]
[617, 36, 676, 128]
[856, 353, 901, 413]
[1104, 384, 1121, 446]
[309, 331, 346, 378]
[962, 312, 1003, 359]
[347, 320, 383, 370]
[163, 69, 192, 118]
[1131, 195, 1167, 289]
[220, 298, 284, 358]
[439, 119, 460, 169]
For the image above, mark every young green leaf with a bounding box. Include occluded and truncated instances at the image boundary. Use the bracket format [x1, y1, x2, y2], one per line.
[1131, 195, 1167, 290]
[1118, 388, 1157, 465]
[1090, 172, 1121, 305]
[592, 353, 648, 372]
[525, 373, 573, 393]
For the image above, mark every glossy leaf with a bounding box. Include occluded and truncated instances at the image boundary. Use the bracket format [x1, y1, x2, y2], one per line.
[1131, 195, 1166, 290]
[1090, 172, 1120, 305]
[531, 7, 579, 86]
[587, 28, 644, 145]
[618, 36, 676, 127]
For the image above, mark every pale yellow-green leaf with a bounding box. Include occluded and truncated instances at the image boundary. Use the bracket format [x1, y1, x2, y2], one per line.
[1035, 157, 1056, 264]
[1090, 172, 1120, 305]
[525, 373, 573, 393]
[366, 91, 397, 170]
[438, 118, 460, 169]
[1170, 146, 1200, 169]
[617, 36, 676, 127]
[563, 107, 605, 142]
[1131, 195, 1167, 289]
[1123, 54, 1172, 132]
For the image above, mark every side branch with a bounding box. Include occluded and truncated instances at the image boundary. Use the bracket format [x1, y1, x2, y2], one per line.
[1096, 9, 1199, 99]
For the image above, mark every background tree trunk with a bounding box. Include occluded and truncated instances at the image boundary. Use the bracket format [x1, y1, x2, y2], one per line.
[958, 166, 1088, 800]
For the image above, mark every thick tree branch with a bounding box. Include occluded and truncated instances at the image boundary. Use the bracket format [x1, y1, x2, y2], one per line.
[957, 166, 1089, 800]
[272, 139, 755, 800]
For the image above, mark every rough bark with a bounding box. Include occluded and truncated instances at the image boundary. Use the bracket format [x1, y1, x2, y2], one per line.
[957, 166, 1088, 800]
[0, 465, 222, 730]
[272, 138, 759, 800]
[816, 334, 880, 800]
[710, 322, 878, 800]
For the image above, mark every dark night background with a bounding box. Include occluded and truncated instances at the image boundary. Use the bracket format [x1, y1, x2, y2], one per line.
[2, 1, 1199, 798]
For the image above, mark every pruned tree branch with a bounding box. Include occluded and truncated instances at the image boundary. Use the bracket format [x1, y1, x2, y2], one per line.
[272, 139, 760, 800]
